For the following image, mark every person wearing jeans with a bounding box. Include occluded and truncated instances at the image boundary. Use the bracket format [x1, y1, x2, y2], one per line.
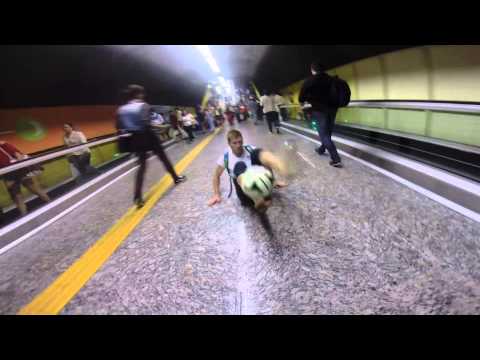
[299, 60, 343, 168]
[311, 109, 341, 164]
[205, 108, 216, 132]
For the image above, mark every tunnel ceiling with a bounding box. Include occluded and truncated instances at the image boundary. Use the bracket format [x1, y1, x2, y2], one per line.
[0, 45, 415, 108]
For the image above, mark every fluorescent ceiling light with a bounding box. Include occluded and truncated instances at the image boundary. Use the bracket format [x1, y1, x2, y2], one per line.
[194, 45, 221, 74]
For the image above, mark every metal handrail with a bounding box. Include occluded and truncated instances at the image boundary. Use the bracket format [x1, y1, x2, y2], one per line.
[0, 134, 130, 176]
[348, 101, 480, 114]
[279, 101, 480, 114]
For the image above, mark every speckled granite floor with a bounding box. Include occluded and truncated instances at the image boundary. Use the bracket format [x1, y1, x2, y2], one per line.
[2, 122, 480, 315]
[0, 138, 204, 314]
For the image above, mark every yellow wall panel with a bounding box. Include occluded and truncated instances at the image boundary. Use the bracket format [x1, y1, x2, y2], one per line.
[355, 57, 385, 100]
[430, 45, 480, 102]
[335, 64, 358, 100]
[384, 47, 430, 100]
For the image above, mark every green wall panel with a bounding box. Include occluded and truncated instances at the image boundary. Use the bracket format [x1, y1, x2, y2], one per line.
[430, 112, 480, 147]
[351, 108, 385, 129]
[37, 158, 73, 188]
[337, 108, 364, 124]
[387, 109, 428, 136]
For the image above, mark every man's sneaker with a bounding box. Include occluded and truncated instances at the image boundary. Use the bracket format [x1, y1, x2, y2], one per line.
[315, 147, 327, 156]
[174, 175, 187, 184]
[329, 161, 343, 168]
[277, 128, 281, 134]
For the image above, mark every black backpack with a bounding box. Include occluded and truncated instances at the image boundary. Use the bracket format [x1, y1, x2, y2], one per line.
[329, 75, 351, 108]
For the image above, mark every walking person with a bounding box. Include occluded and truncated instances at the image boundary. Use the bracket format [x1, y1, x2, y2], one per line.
[260, 91, 283, 134]
[116, 85, 186, 209]
[168, 110, 189, 141]
[205, 108, 216, 132]
[299, 61, 344, 168]
[0, 141, 50, 216]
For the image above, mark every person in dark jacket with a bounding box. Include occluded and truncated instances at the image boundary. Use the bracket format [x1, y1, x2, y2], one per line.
[299, 61, 343, 168]
[116, 85, 186, 209]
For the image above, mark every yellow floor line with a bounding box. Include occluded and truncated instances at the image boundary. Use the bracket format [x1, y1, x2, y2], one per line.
[18, 129, 221, 315]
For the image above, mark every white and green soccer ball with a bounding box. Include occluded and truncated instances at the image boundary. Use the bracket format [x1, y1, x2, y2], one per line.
[240, 165, 274, 201]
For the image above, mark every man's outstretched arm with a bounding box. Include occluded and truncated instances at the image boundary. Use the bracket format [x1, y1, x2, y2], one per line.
[208, 165, 225, 206]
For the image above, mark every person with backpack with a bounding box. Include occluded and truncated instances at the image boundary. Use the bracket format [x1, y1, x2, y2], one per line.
[299, 61, 351, 168]
[207, 129, 288, 213]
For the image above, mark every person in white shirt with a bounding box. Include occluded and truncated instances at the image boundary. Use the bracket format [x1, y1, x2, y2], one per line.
[63, 123, 98, 179]
[260, 91, 284, 134]
[181, 111, 196, 143]
[150, 110, 165, 125]
[208, 129, 288, 213]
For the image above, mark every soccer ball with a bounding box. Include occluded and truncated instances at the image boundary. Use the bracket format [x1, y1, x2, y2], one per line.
[240, 165, 274, 200]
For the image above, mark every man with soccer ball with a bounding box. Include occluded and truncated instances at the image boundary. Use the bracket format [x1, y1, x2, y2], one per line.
[208, 129, 288, 213]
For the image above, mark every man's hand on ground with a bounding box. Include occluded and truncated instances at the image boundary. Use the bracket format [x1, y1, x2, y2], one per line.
[208, 195, 222, 206]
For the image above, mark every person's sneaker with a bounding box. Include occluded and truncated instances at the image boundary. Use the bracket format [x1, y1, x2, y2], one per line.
[315, 147, 327, 156]
[277, 129, 281, 134]
[329, 161, 343, 168]
[174, 175, 187, 184]
[135, 198, 145, 209]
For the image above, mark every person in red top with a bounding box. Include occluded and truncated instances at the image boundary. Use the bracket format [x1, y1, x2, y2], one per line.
[238, 102, 249, 122]
[0, 141, 50, 216]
